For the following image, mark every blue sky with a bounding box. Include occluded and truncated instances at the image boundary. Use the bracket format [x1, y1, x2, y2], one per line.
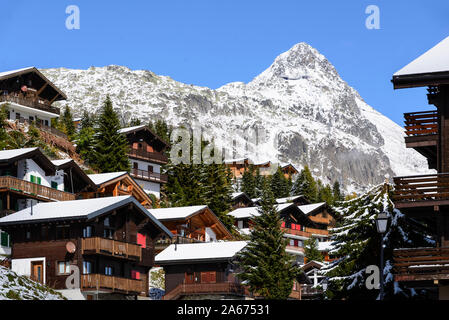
[0, 1, 448, 125]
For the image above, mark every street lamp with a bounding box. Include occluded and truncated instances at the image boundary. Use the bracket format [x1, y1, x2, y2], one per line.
[376, 212, 389, 300]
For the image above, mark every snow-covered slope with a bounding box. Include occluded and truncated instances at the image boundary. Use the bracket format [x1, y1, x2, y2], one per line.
[0, 266, 65, 300]
[42, 42, 431, 192]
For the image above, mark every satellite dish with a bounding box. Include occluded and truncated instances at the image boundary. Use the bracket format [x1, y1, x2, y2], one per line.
[66, 242, 76, 254]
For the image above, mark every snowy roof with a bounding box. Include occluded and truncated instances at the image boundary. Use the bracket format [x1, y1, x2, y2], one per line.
[0, 67, 35, 79]
[228, 203, 295, 219]
[0, 148, 38, 161]
[155, 241, 248, 264]
[318, 242, 334, 252]
[88, 172, 128, 186]
[51, 159, 73, 167]
[298, 203, 326, 215]
[118, 125, 147, 134]
[0, 196, 172, 236]
[276, 195, 304, 204]
[224, 158, 250, 164]
[148, 205, 208, 221]
[395, 36, 449, 77]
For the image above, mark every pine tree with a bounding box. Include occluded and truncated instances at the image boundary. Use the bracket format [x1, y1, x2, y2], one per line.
[304, 238, 324, 263]
[0, 105, 9, 150]
[293, 165, 317, 203]
[75, 111, 96, 165]
[91, 96, 130, 173]
[332, 181, 344, 204]
[129, 118, 142, 126]
[270, 167, 290, 199]
[61, 106, 76, 140]
[237, 185, 299, 299]
[323, 184, 435, 300]
[241, 165, 257, 199]
[317, 182, 333, 205]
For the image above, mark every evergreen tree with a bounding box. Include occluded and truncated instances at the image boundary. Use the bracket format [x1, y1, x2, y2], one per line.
[293, 165, 317, 203]
[91, 96, 130, 173]
[129, 117, 142, 126]
[61, 106, 76, 140]
[254, 168, 265, 198]
[270, 167, 290, 199]
[332, 181, 344, 204]
[323, 184, 435, 300]
[237, 185, 299, 299]
[317, 182, 334, 205]
[0, 105, 9, 150]
[304, 238, 324, 263]
[75, 111, 96, 165]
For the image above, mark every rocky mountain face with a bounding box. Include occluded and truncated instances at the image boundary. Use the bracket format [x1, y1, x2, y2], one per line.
[42, 43, 430, 193]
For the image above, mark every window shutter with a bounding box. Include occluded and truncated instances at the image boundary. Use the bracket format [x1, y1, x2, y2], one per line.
[137, 233, 146, 248]
[30, 175, 36, 183]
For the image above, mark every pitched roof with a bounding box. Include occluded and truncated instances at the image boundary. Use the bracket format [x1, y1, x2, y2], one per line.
[117, 125, 147, 134]
[276, 195, 305, 204]
[393, 36, 449, 88]
[149, 205, 208, 221]
[228, 203, 296, 219]
[118, 125, 169, 149]
[155, 241, 248, 264]
[0, 148, 38, 161]
[51, 159, 73, 166]
[0, 196, 172, 237]
[0, 148, 55, 175]
[88, 172, 128, 186]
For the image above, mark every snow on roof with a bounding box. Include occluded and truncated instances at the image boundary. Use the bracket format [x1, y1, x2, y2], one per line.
[224, 158, 250, 164]
[118, 125, 147, 134]
[318, 242, 334, 252]
[0, 67, 35, 79]
[87, 172, 128, 186]
[394, 36, 449, 76]
[0, 196, 172, 236]
[252, 198, 261, 203]
[298, 203, 326, 215]
[276, 195, 303, 204]
[228, 203, 294, 219]
[0, 148, 38, 161]
[51, 159, 73, 167]
[155, 241, 248, 264]
[149, 205, 208, 221]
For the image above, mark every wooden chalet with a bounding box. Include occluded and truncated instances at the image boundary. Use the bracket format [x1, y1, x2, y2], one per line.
[118, 125, 170, 199]
[224, 158, 252, 179]
[83, 172, 153, 208]
[148, 205, 233, 253]
[391, 36, 449, 299]
[299, 261, 325, 300]
[298, 202, 337, 240]
[231, 192, 255, 209]
[0, 67, 66, 127]
[155, 241, 251, 300]
[0, 196, 172, 300]
[281, 164, 300, 179]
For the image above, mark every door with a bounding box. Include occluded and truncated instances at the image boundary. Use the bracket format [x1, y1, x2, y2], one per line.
[31, 261, 44, 284]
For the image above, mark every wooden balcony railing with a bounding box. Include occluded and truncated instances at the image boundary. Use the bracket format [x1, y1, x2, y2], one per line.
[0, 176, 75, 202]
[81, 274, 145, 294]
[0, 94, 60, 115]
[301, 285, 323, 297]
[128, 149, 169, 164]
[394, 247, 449, 281]
[81, 237, 142, 261]
[163, 282, 249, 300]
[131, 169, 168, 184]
[393, 173, 449, 206]
[281, 228, 311, 238]
[404, 111, 438, 137]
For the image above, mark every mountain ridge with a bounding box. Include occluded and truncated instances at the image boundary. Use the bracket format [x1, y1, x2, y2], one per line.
[41, 42, 431, 193]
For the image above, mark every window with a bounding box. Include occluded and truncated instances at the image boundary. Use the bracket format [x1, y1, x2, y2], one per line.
[137, 233, 146, 249]
[131, 270, 140, 280]
[104, 217, 110, 227]
[58, 262, 71, 275]
[83, 261, 93, 275]
[51, 181, 58, 190]
[148, 165, 154, 173]
[105, 266, 113, 276]
[200, 272, 217, 284]
[83, 226, 93, 238]
[1, 232, 9, 247]
[44, 120, 49, 127]
[56, 226, 70, 240]
[41, 226, 49, 240]
[26, 230, 31, 241]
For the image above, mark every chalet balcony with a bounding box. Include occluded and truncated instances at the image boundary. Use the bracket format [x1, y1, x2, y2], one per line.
[163, 282, 250, 300]
[130, 169, 168, 184]
[301, 285, 323, 298]
[0, 94, 60, 115]
[394, 247, 449, 282]
[0, 176, 75, 202]
[81, 274, 145, 294]
[393, 174, 449, 209]
[281, 227, 311, 238]
[128, 149, 169, 164]
[403, 111, 438, 168]
[81, 237, 142, 261]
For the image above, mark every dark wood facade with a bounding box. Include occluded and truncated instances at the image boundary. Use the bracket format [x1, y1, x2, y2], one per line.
[1, 201, 169, 298]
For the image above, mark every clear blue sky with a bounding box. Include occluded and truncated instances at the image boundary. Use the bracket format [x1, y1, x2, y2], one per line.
[1, 0, 448, 125]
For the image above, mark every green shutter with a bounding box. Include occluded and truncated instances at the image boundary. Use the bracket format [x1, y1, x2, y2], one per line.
[51, 181, 58, 190]
[37, 177, 42, 185]
[1, 232, 9, 247]
[30, 175, 36, 183]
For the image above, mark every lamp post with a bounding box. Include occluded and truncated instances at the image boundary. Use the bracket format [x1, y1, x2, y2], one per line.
[376, 212, 389, 301]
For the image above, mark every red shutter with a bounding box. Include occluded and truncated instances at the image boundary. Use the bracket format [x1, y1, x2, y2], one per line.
[132, 270, 141, 280]
[291, 224, 296, 230]
[137, 233, 146, 248]
[281, 222, 286, 228]
[296, 224, 301, 231]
